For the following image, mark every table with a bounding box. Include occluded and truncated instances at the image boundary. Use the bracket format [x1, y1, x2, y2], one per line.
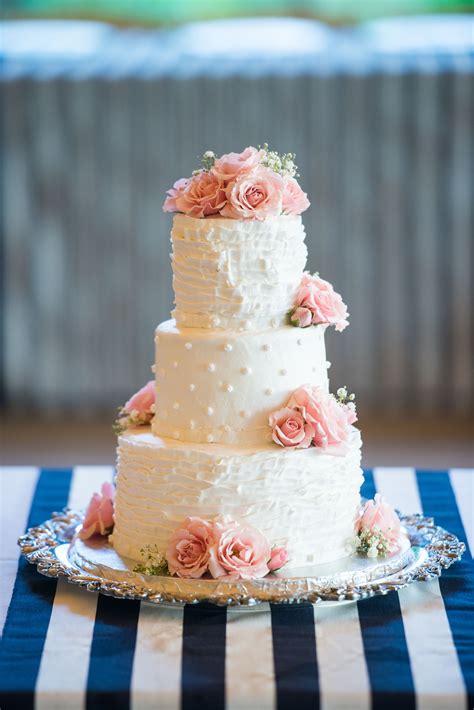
[0, 466, 472, 709]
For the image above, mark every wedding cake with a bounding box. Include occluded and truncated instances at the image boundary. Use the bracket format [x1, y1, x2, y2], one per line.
[106, 146, 373, 577]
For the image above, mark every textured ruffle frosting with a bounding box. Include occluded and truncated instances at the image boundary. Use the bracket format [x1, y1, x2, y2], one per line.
[171, 214, 307, 330]
[152, 319, 330, 445]
[111, 428, 363, 569]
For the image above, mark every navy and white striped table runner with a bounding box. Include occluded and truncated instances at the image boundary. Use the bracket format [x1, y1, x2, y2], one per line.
[1, 467, 472, 709]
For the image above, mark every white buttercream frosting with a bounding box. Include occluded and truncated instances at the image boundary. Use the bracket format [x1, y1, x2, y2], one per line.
[111, 428, 363, 568]
[152, 319, 329, 445]
[171, 214, 307, 330]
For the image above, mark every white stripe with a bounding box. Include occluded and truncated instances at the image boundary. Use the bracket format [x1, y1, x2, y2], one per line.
[0, 466, 39, 636]
[314, 602, 370, 710]
[225, 604, 275, 710]
[131, 605, 183, 710]
[374, 467, 466, 710]
[449, 468, 474, 557]
[35, 466, 115, 710]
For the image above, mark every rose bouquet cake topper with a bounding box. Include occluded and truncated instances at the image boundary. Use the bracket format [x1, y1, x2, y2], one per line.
[163, 145, 310, 220]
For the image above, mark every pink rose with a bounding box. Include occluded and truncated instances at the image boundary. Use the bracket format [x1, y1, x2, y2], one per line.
[269, 406, 315, 449]
[211, 146, 265, 182]
[221, 166, 284, 220]
[294, 273, 349, 332]
[282, 176, 310, 215]
[343, 401, 358, 425]
[288, 385, 354, 449]
[356, 494, 401, 551]
[162, 178, 189, 213]
[209, 519, 271, 580]
[268, 547, 289, 572]
[80, 482, 115, 540]
[124, 380, 155, 420]
[290, 306, 313, 328]
[175, 171, 227, 218]
[166, 517, 215, 578]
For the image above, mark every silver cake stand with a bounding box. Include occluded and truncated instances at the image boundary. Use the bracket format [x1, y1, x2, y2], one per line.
[18, 510, 464, 607]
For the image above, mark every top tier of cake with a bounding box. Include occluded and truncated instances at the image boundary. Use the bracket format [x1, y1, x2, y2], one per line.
[171, 214, 307, 331]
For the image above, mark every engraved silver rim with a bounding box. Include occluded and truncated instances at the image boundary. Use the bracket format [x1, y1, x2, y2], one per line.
[18, 509, 465, 607]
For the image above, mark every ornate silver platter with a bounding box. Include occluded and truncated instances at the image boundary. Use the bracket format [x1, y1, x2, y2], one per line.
[18, 509, 465, 607]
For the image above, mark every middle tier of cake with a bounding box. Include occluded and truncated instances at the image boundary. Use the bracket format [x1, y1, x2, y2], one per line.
[152, 319, 330, 445]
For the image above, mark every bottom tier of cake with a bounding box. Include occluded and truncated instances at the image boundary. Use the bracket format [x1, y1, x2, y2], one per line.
[111, 427, 363, 569]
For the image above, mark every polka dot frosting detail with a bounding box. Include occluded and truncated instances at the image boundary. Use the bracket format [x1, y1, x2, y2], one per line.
[262, 344, 271, 352]
[207, 363, 216, 372]
[224, 383, 234, 393]
[172, 361, 178, 369]
[206, 406, 214, 416]
[206, 433, 214, 443]
[279, 368, 287, 376]
[189, 384, 196, 392]
[265, 387, 273, 395]
[185, 342, 192, 350]
[172, 402, 180, 410]
[223, 343, 233, 352]
[240, 367, 251, 375]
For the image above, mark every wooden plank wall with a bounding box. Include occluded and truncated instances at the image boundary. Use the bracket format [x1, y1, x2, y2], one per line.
[3, 70, 473, 415]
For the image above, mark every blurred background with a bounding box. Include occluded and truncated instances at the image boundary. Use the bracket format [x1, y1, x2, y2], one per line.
[1, 1, 473, 465]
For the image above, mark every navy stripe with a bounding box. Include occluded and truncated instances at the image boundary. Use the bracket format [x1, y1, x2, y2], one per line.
[0, 468, 73, 710]
[416, 471, 474, 706]
[86, 594, 141, 709]
[357, 468, 416, 710]
[270, 602, 319, 710]
[181, 602, 227, 710]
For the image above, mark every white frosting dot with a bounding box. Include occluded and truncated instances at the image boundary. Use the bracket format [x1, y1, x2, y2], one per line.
[156, 335, 160, 343]
[190, 419, 196, 430]
[222, 424, 231, 433]
[224, 383, 234, 393]
[270, 318, 278, 328]
[206, 433, 214, 443]
[223, 343, 233, 352]
[207, 363, 216, 372]
[185, 342, 192, 350]
[279, 368, 287, 376]
[240, 366, 251, 375]
[151, 364, 156, 373]
[242, 320, 251, 329]
[172, 361, 178, 369]
[173, 402, 180, 410]
[189, 383, 196, 391]
[206, 406, 214, 416]
[326, 361, 331, 369]
[297, 338, 303, 346]
[210, 315, 221, 327]
[265, 387, 273, 395]
[262, 344, 271, 352]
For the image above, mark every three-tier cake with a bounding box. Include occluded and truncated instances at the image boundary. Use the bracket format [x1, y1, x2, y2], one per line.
[109, 146, 365, 572]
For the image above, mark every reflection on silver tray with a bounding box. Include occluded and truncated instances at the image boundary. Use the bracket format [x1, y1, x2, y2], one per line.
[18, 509, 465, 607]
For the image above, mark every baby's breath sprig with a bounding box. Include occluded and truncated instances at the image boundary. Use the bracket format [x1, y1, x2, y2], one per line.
[134, 545, 169, 576]
[336, 386, 356, 406]
[260, 143, 298, 177]
[200, 150, 216, 172]
[356, 528, 389, 558]
[112, 403, 155, 436]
